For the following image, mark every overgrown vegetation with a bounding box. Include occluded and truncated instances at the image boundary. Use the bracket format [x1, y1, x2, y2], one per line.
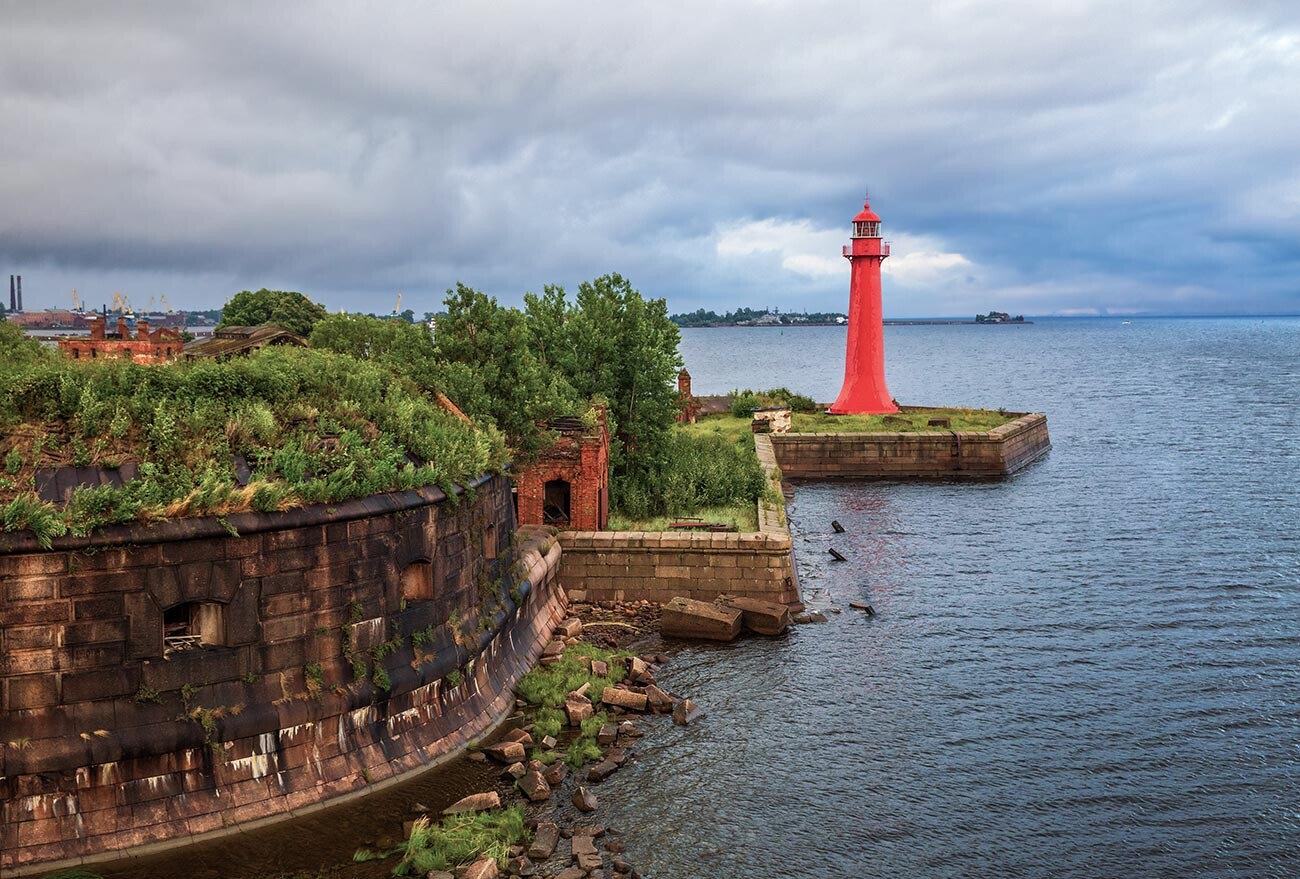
[729, 387, 819, 417]
[614, 429, 766, 521]
[355, 806, 529, 875]
[515, 641, 633, 768]
[217, 288, 328, 337]
[0, 346, 506, 542]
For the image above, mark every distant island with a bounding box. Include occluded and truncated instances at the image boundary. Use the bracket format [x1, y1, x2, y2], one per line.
[670, 307, 847, 327]
[671, 307, 1031, 327]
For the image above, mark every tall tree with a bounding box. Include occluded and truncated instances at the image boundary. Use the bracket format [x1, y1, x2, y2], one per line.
[218, 289, 328, 337]
[525, 273, 682, 498]
[433, 283, 575, 452]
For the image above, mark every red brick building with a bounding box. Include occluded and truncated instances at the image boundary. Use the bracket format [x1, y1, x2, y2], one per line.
[59, 316, 184, 363]
[675, 368, 702, 424]
[514, 407, 610, 531]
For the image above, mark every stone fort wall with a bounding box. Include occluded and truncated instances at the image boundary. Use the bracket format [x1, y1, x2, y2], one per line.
[771, 412, 1050, 479]
[0, 474, 567, 875]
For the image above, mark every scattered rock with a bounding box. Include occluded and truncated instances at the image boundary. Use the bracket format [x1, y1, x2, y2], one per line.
[468, 752, 487, 763]
[482, 741, 526, 764]
[457, 856, 498, 879]
[590, 659, 609, 677]
[518, 769, 551, 802]
[627, 656, 652, 682]
[504, 762, 526, 780]
[597, 723, 618, 745]
[661, 596, 742, 642]
[540, 640, 566, 665]
[849, 601, 876, 616]
[655, 654, 669, 664]
[555, 617, 583, 639]
[443, 791, 501, 814]
[573, 825, 606, 837]
[506, 855, 534, 875]
[605, 839, 626, 853]
[601, 687, 648, 711]
[541, 735, 557, 749]
[586, 761, 619, 783]
[553, 869, 584, 879]
[428, 872, 455, 879]
[792, 611, 828, 624]
[673, 699, 703, 726]
[643, 684, 673, 713]
[718, 596, 792, 635]
[572, 834, 603, 872]
[542, 761, 568, 786]
[572, 786, 599, 812]
[527, 821, 560, 860]
[564, 692, 594, 726]
[604, 747, 628, 765]
[503, 728, 534, 747]
[617, 720, 642, 737]
[613, 857, 631, 873]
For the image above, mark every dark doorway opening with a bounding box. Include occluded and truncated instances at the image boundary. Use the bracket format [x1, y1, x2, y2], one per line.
[543, 479, 571, 526]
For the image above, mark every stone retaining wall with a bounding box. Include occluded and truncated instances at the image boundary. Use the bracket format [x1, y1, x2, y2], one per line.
[0, 476, 568, 875]
[771, 412, 1050, 479]
[557, 433, 798, 606]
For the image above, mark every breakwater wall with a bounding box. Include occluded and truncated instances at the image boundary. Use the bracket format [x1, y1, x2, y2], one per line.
[772, 412, 1050, 479]
[0, 475, 567, 875]
[557, 433, 798, 606]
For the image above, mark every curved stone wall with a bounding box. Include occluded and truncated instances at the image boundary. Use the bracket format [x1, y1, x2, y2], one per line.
[0, 475, 567, 875]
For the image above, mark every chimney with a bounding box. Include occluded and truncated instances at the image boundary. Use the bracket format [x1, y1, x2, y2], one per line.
[678, 368, 692, 396]
[137, 319, 150, 339]
[90, 314, 105, 340]
[117, 316, 129, 338]
[16, 275, 21, 312]
[8, 275, 13, 312]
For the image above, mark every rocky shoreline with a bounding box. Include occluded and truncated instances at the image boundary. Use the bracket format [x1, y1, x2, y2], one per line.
[396, 595, 805, 879]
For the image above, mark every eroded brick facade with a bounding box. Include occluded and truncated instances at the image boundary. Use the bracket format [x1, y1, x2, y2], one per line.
[515, 408, 610, 531]
[0, 476, 567, 875]
[58, 316, 184, 363]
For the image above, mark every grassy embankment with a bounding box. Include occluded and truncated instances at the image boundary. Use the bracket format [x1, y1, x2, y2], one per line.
[515, 641, 634, 767]
[682, 406, 1017, 439]
[355, 806, 529, 875]
[0, 347, 506, 544]
[608, 419, 765, 532]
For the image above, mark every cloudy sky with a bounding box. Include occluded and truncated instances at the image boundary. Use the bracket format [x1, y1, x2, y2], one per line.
[2, 1, 1298, 317]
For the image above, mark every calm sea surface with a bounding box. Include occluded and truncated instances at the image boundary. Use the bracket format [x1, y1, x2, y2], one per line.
[100, 318, 1300, 879]
[592, 318, 1300, 878]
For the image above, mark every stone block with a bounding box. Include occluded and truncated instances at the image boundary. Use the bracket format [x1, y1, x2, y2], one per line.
[660, 597, 741, 642]
[718, 597, 791, 635]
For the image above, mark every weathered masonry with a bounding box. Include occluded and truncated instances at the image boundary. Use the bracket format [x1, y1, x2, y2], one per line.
[0, 475, 566, 875]
[771, 412, 1050, 479]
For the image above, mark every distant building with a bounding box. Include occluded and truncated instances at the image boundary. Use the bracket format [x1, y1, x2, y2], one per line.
[58, 316, 184, 363]
[183, 325, 307, 359]
[514, 407, 610, 531]
[975, 311, 1026, 323]
[754, 312, 781, 325]
[8, 309, 91, 329]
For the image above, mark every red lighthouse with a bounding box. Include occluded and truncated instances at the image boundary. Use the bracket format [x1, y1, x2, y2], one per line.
[828, 194, 898, 415]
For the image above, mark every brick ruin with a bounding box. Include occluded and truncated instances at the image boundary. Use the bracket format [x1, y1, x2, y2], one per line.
[0, 474, 567, 874]
[57, 316, 185, 363]
[514, 407, 610, 532]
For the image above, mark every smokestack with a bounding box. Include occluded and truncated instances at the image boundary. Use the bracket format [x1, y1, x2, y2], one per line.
[16, 275, 22, 312]
[8, 275, 14, 312]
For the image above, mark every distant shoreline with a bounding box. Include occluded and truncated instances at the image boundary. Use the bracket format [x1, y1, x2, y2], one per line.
[675, 320, 1034, 328]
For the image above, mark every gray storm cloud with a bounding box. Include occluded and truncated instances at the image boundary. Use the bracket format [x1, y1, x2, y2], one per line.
[1, 1, 1298, 316]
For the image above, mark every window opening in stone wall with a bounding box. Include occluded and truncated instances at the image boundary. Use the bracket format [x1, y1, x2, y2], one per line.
[543, 479, 571, 526]
[163, 602, 226, 654]
[401, 559, 434, 601]
[483, 522, 497, 559]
